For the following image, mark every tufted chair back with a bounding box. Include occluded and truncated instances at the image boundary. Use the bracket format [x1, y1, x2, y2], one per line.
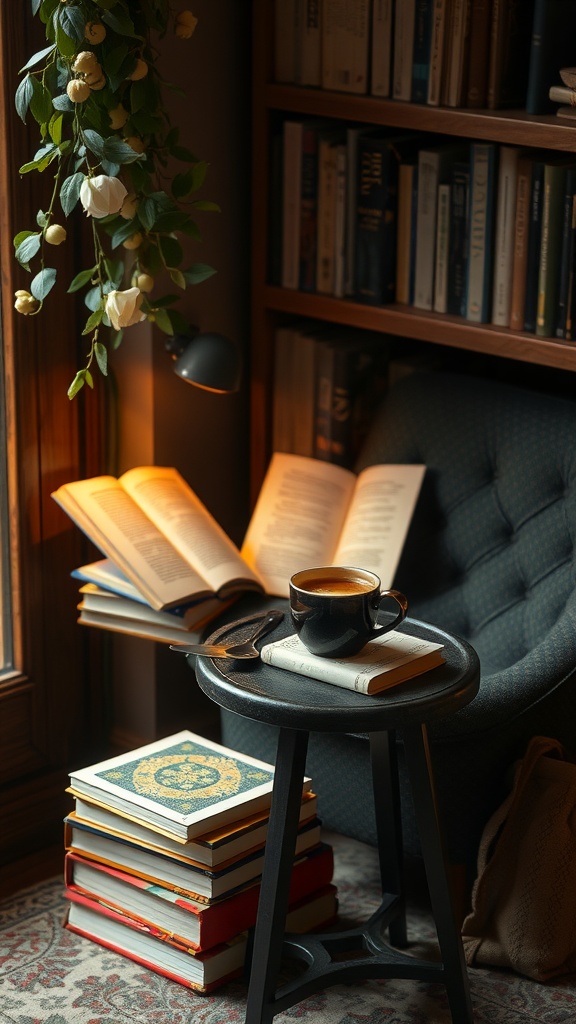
[357, 371, 576, 741]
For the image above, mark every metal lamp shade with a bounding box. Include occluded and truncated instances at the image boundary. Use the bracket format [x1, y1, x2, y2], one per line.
[171, 332, 241, 393]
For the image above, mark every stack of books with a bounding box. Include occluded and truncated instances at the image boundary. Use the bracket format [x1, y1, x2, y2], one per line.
[63, 731, 337, 993]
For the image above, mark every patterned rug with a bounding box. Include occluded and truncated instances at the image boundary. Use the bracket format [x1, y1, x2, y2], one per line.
[1, 831, 575, 1024]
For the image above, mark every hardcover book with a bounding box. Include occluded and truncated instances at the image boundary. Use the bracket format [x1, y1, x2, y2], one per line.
[465, 142, 497, 323]
[261, 629, 445, 695]
[65, 884, 338, 992]
[65, 841, 334, 951]
[68, 731, 310, 841]
[64, 814, 321, 900]
[354, 133, 406, 306]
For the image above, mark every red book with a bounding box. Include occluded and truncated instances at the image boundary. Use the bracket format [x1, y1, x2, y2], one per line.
[65, 841, 334, 951]
[65, 882, 338, 992]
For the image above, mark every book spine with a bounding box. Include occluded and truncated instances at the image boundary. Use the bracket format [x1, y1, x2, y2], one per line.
[294, 0, 322, 86]
[298, 125, 320, 292]
[554, 168, 576, 339]
[333, 145, 347, 297]
[316, 138, 338, 294]
[322, 0, 370, 94]
[281, 121, 303, 289]
[536, 163, 568, 338]
[508, 157, 531, 331]
[344, 127, 362, 296]
[370, 0, 393, 97]
[491, 145, 518, 326]
[426, 0, 448, 106]
[523, 160, 544, 332]
[274, 0, 297, 82]
[393, 0, 416, 101]
[444, 0, 469, 107]
[411, 0, 433, 104]
[396, 161, 417, 304]
[414, 149, 441, 310]
[565, 196, 576, 342]
[465, 142, 496, 323]
[447, 161, 470, 316]
[354, 137, 399, 306]
[433, 182, 450, 313]
[465, 0, 491, 108]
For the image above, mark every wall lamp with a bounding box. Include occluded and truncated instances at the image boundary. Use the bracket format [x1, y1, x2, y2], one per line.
[165, 328, 242, 394]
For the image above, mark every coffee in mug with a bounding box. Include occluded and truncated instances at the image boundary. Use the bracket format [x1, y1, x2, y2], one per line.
[289, 565, 408, 658]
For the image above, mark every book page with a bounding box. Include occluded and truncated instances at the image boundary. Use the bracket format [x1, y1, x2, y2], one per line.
[241, 453, 356, 597]
[120, 467, 263, 595]
[52, 476, 209, 610]
[333, 463, 425, 587]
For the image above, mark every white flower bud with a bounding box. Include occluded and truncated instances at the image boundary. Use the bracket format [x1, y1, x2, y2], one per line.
[105, 288, 146, 330]
[80, 175, 128, 218]
[67, 79, 91, 103]
[73, 51, 99, 73]
[45, 224, 67, 245]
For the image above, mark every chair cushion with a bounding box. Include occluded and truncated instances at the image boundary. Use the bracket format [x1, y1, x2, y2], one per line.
[357, 371, 576, 738]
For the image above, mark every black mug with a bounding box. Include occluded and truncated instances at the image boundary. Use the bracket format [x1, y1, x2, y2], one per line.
[289, 565, 408, 658]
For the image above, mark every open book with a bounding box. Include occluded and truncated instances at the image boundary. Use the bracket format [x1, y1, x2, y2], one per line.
[52, 454, 425, 611]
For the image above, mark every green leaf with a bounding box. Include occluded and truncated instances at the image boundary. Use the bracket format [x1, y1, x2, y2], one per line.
[103, 257, 124, 288]
[54, 14, 78, 58]
[103, 136, 145, 164]
[158, 235, 183, 268]
[152, 307, 173, 334]
[171, 169, 195, 199]
[19, 43, 55, 73]
[52, 93, 74, 112]
[170, 144, 197, 163]
[94, 341, 108, 375]
[109, 219, 141, 247]
[39, 0, 59, 25]
[29, 79, 54, 125]
[192, 200, 221, 212]
[15, 75, 34, 123]
[85, 285, 104, 311]
[36, 210, 49, 228]
[111, 327, 124, 350]
[169, 268, 186, 290]
[154, 211, 194, 233]
[68, 267, 96, 294]
[100, 159, 121, 177]
[82, 309, 104, 335]
[15, 233, 41, 265]
[164, 307, 191, 336]
[137, 196, 160, 232]
[57, 5, 86, 42]
[183, 263, 217, 286]
[60, 172, 84, 216]
[102, 8, 137, 36]
[83, 129, 106, 160]
[67, 371, 86, 399]
[13, 229, 36, 249]
[31, 267, 57, 301]
[49, 113, 63, 146]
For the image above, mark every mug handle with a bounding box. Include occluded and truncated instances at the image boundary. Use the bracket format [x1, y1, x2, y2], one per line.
[373, 589, 408, 634]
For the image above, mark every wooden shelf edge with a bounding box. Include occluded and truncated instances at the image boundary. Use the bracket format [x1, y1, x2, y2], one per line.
[265, 85, 576, 152]
[260, 287, 576, 373]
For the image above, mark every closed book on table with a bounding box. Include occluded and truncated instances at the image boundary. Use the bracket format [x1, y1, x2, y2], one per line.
[64, 840, 335, 951]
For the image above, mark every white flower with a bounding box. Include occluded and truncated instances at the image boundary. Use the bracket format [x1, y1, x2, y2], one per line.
[105, 288, 146, 330]
[80, 175, 127, 218]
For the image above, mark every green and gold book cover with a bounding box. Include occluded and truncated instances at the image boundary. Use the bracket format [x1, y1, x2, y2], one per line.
[70, 731, 309, 841]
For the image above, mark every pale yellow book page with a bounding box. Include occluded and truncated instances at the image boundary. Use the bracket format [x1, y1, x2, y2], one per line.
[333, 463, 426, 587]
[119, 466, 263, 593]
[241, 453, 356, 598]
[53, 476, 207, 609]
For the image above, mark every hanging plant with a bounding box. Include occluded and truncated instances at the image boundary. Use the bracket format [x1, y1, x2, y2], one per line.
[14, 0, 219, 398]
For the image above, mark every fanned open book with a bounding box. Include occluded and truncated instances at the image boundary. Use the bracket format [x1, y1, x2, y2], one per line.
[260, 630, 445, 694]
[52, 454, 425, 619]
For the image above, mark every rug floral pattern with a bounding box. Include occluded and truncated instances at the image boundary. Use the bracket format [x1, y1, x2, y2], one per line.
[1, 832, 575, 1024]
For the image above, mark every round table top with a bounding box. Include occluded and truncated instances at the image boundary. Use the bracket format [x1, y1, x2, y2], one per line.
[192, 599, 480, 734]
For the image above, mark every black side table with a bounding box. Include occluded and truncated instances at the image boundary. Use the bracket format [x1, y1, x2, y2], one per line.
[193, 607, 480, 1024]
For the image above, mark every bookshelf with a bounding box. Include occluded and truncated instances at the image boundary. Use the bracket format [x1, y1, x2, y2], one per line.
[249, 2, 576, 501]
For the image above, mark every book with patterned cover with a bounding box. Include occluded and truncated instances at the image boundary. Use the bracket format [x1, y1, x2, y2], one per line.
[70, 731, 312, 841]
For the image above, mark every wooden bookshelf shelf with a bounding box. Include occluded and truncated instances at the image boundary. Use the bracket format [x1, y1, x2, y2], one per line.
[249, 2, 576, 501]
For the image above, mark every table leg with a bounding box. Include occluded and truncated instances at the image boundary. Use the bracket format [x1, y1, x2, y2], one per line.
[402, 723, 475, 1024]
[370, 730, 407, 947]
[245, 726, 310, 1024]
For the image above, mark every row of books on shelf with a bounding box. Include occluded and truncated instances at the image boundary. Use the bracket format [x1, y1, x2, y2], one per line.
[63, 730, 338, 992]
[277, 116, 576, 340]
[274, 0, 576, 115]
